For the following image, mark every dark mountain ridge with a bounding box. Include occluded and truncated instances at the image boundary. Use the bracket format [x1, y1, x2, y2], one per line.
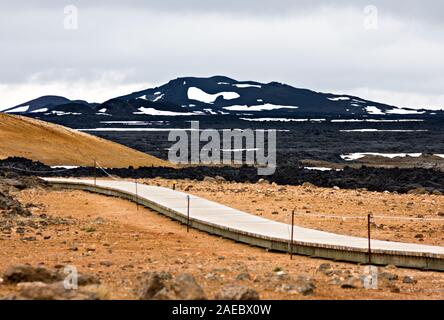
[3, 76, 441, 118]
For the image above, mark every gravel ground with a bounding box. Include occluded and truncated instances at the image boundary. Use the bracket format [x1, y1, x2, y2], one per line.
[1, 187, 444, 299]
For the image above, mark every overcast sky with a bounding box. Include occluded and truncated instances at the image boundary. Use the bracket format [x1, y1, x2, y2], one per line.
[0, 0, 443, 110]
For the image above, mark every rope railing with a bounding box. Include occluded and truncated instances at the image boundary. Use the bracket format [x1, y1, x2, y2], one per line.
[291, 211, 444, 222]
[286, 208, 444, 264]
[95, 162, 121, 181]
[95, 161, 141, 211]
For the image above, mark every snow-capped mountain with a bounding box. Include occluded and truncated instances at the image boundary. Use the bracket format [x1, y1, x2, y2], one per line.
[117, 76, 433, 116]
[2, 76, 439, 118]
[3, 95, 98, 116]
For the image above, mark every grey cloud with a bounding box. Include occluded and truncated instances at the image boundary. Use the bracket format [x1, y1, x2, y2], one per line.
[0, 0, 443, 108]
[2, 0, 444, 21]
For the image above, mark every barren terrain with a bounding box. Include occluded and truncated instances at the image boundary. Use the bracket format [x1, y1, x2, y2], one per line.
[0, 114, 171, 168]
[2, 184, 444, 299]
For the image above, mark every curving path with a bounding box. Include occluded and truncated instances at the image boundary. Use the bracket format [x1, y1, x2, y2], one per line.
[44, 178, 444, 271]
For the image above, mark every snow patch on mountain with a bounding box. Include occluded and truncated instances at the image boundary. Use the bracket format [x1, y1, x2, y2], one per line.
[240, 118, 325, 122]
[30, 108, 49, 113]
[45, 111, 82, 116]
[187, 87, 240, 104]
[224, 104, 299, 112]
[386, 108, 425, 115]
[153, 94, 165, 102]
[341, 153, 423, 161]
[101, 120, 168, 125]
[331, 119, 424, 123]
[233, 84, 262, 89]
[5, 105, 29, 113]
[365, 106, 385, 115]
[134, 107, 197, 116]
[204, 109, 217, 115]
[328, 97, 350, 101]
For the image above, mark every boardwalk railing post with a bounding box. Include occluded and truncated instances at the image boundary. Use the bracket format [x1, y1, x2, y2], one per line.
[187, 195, 190, 232]
[93, 159, 97, 186]
[290, 209, 295, 260]
[135, 179, 139, 211]
[368, 214, 372, 265]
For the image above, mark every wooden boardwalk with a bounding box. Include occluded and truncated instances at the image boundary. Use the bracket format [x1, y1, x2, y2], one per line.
[45, 178, 444, 271]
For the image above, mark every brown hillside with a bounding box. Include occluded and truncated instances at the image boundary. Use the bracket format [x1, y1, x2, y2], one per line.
[0, 113, 172, 168]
